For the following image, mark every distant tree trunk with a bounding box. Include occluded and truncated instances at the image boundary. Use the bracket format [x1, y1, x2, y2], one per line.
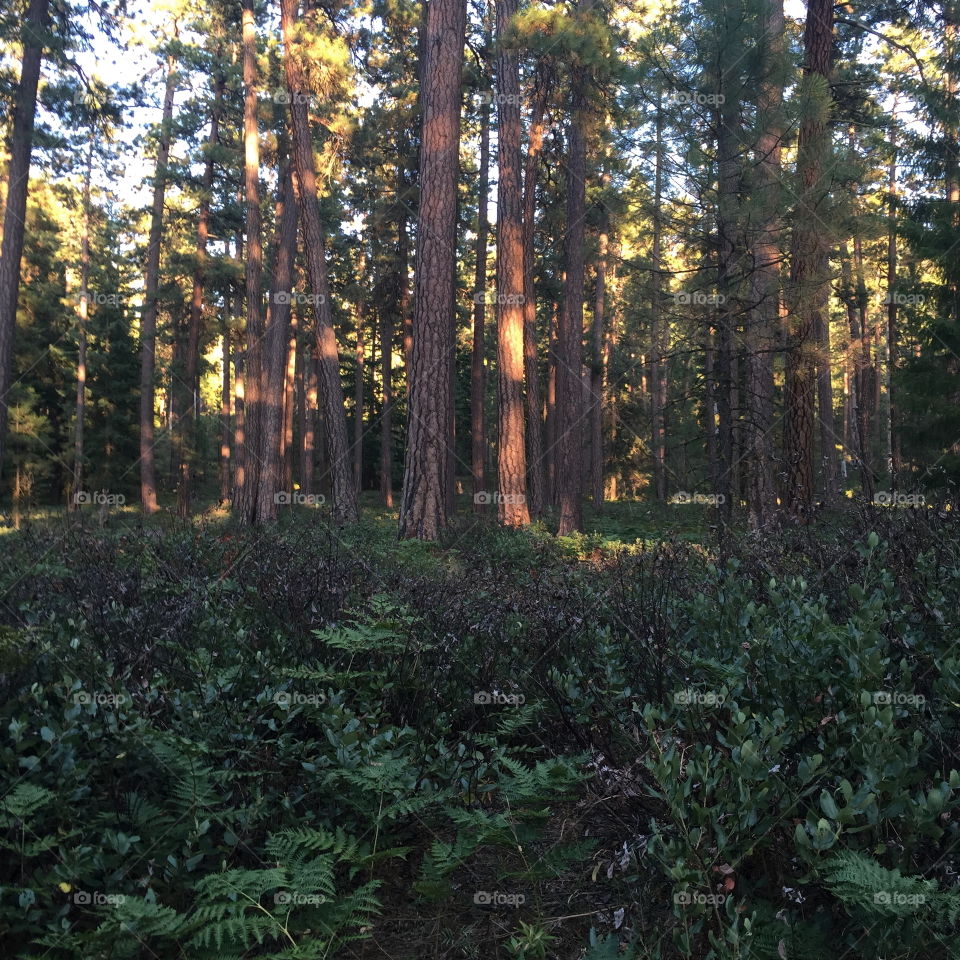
[281, 0, 359, 524]
[398, 0, 467, 539]
[219, 318, 231, 502]
[471, 98, 490, 511]
[840, 241, 873, 499]
[522, 69, 550, 518]
[255, 161, 297, 523]
[0, 0, 50, 478]
[590, 206, 608, 507]
[71, 139, 94, 509]
[649, 102, 667, 502]
[354, 305, 365, 494]
[546, 299, 558, 504]
[301, 346, 319, 497]
[715, 66, 741, 517]
[138, 51, 178, 513]
[744, 0, 783, 527]
[234, 0, 264, 524]
[556, 5, 590, 535]
[886, 117, 901, 485]
[494, 0, 530, 526]
[178, 68, 224, 517]
[282, 314, 297, 494]
[784, 0, 834, 517]
[379, 297, 394, 506]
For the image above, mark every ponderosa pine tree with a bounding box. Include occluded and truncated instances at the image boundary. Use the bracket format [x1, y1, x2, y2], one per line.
[398, 0, 467, 540]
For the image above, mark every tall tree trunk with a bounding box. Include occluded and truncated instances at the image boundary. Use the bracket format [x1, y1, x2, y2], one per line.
[282, 313, 297, 495]
[590, 205, 608, 507]
[784, 0, 834, 518]
[715, 63, 741, 518]
[494, 0, 530, 526]
[354, 304, 365, 494]
[281, 0, 359, 524]
[219, 317, 232, 502]
[256, 161, 297, 522]
[379, 297, 394, 506]
[0, 0, 50, 477]
[840, 242, 874, 500]
[744, 0, 783, 527]
[522, 69, 550, 518]
[650, 101, 667, 503]
[138, 50, 178, 513]
[398, 0, 467, 539]
[886, 116, 901, 485]
[556, 3, 590, 535]
[546, 299, 558, 504]
[471, 98, 490, 511]
[234, 0, 264, 523]
[301, 345, 319, 497]
[177, 68, 224, 517]
[71, 139, 94, 508]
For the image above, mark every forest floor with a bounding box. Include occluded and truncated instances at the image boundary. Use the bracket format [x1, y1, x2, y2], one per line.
[1, 501, 958, 958]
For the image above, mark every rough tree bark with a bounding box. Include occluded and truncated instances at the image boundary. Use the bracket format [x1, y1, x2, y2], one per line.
[398, 0, 467, 539]
[471, 97, 490, 512]
[494, 0, 530, 526]
[522, 67, 550, 518]
[784, 0, 834, 517]
[138, 49, 178, 513]
[744, 0, 783, 527]
[0, 0, 50, 477]
[281, 0, 359, 523]
[556, 3, 590, 535]
[177, 68, 224, 517]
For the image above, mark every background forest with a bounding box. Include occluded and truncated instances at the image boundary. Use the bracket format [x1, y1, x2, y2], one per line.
[1, 0, 960, 957]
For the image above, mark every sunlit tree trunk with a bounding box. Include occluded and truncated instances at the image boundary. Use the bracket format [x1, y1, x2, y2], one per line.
[398, 0, 467, 539]
[281, 0, 359, 523]
[590, 206, 608, 507]
[234, 0, 265, 523]
[0, 0, 50, 478]
[495, 0, 530, 526]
